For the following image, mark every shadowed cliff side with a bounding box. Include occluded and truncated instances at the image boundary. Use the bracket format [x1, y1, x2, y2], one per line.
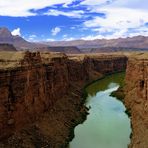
[0, 51, 127, 147]
[0, 44, 16, 51]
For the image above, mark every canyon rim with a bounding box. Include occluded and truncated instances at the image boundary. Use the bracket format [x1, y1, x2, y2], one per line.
[0, 0, 148, 147]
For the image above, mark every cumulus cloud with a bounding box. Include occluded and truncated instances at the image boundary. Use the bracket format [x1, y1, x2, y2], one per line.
[0, 0, 74, 17]
[81, 32, 126, 40]
[11, 28, 21, 36]
[82, 0, 148, 39]
[2, 0, 148, 39]
[51, 27, 61, 36]
[28, 34, 37, 41]
[81, 26, 148, 40]
[63, 37, 76, 41]
[80, 0, 111, 6]
[45, 9, 84, 18]
[46, 38, 55, 41]
[106, 0, 148, 10]
[63, 34, 68, 38]
[84, 8, 148, 29]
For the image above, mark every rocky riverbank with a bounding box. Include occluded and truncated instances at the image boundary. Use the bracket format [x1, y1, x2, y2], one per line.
[0, 51, 127, 147]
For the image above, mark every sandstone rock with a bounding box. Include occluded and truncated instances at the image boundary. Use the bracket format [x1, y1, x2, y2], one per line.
[0, 51, 127, 147]
[125, 53, 148, 148]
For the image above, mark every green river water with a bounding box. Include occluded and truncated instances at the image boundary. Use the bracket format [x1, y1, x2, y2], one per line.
[70, 72, 131, 148]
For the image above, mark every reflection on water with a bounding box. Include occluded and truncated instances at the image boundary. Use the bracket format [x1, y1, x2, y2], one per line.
[70, 73, 131, 148]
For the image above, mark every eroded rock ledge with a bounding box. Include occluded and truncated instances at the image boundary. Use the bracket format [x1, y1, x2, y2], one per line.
[124, 53, 148, 148]
[0, 51, 127, 147]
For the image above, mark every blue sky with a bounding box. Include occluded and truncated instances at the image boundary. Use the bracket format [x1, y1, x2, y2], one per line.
[0, 0, 148, 41]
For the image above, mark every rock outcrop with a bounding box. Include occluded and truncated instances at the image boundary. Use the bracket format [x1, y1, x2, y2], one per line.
[0, 44, 16, 51]
[0, 51, 127, 147]
[125, 53, 148, 148]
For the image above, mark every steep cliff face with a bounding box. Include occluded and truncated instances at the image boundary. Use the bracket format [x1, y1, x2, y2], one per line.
[0, 52, 69, 138]
[0, 52, 127, 147]
[125, 54, 148, 148]
[83, 55, 127, 81]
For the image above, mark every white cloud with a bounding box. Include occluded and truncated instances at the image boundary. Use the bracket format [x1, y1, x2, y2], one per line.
[62, 34, 76, 41]
[81, 35, 104, 40]
[46, 38, 55, 41]
[0, 0, 74, 17]
[45, 9, 84, 18]
[63, 37, 76, 41]
[80, 0, 110, 6]
[51, 27, 61, 36]
[81, 27, 148, 40]
[11, 28, 21, 36]
[84, 8, 148, 29]
[28, 34, 37, 41]
[128, 26, 148, 37]
[70, 26, 76, 29]
[80, 0, 148, 10]
[92, 28, 113, 33]
[63, 34, 68, 38]
[106, 0, 148, 10]
[81, 33, 126, 40]
[82, 0, 148, 39]
[2, 0, 148, 40]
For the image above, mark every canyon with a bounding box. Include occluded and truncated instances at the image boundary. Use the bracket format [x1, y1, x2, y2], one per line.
[0, 0, 148, 147]
[0, 51, 127, 147]
[0, 50, 147, 148]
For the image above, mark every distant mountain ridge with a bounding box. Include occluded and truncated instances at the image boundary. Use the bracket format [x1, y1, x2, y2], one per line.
[43, 36, 148, 50]
[0, 27, 36, 49]
[0, 27, 82, 54]
[0, 27, 148, 53]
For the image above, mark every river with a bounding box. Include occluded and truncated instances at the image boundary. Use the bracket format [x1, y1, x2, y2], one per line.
[70, 72, 131, 148]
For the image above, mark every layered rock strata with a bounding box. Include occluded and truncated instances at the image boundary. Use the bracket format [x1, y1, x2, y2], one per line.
[0, 51, 127, 147]
[125, 53, 148, 148]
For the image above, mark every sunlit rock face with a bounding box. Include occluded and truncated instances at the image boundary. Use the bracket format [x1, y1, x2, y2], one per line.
[125, 53, 148, 148]
[0, 51, 127, 147]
